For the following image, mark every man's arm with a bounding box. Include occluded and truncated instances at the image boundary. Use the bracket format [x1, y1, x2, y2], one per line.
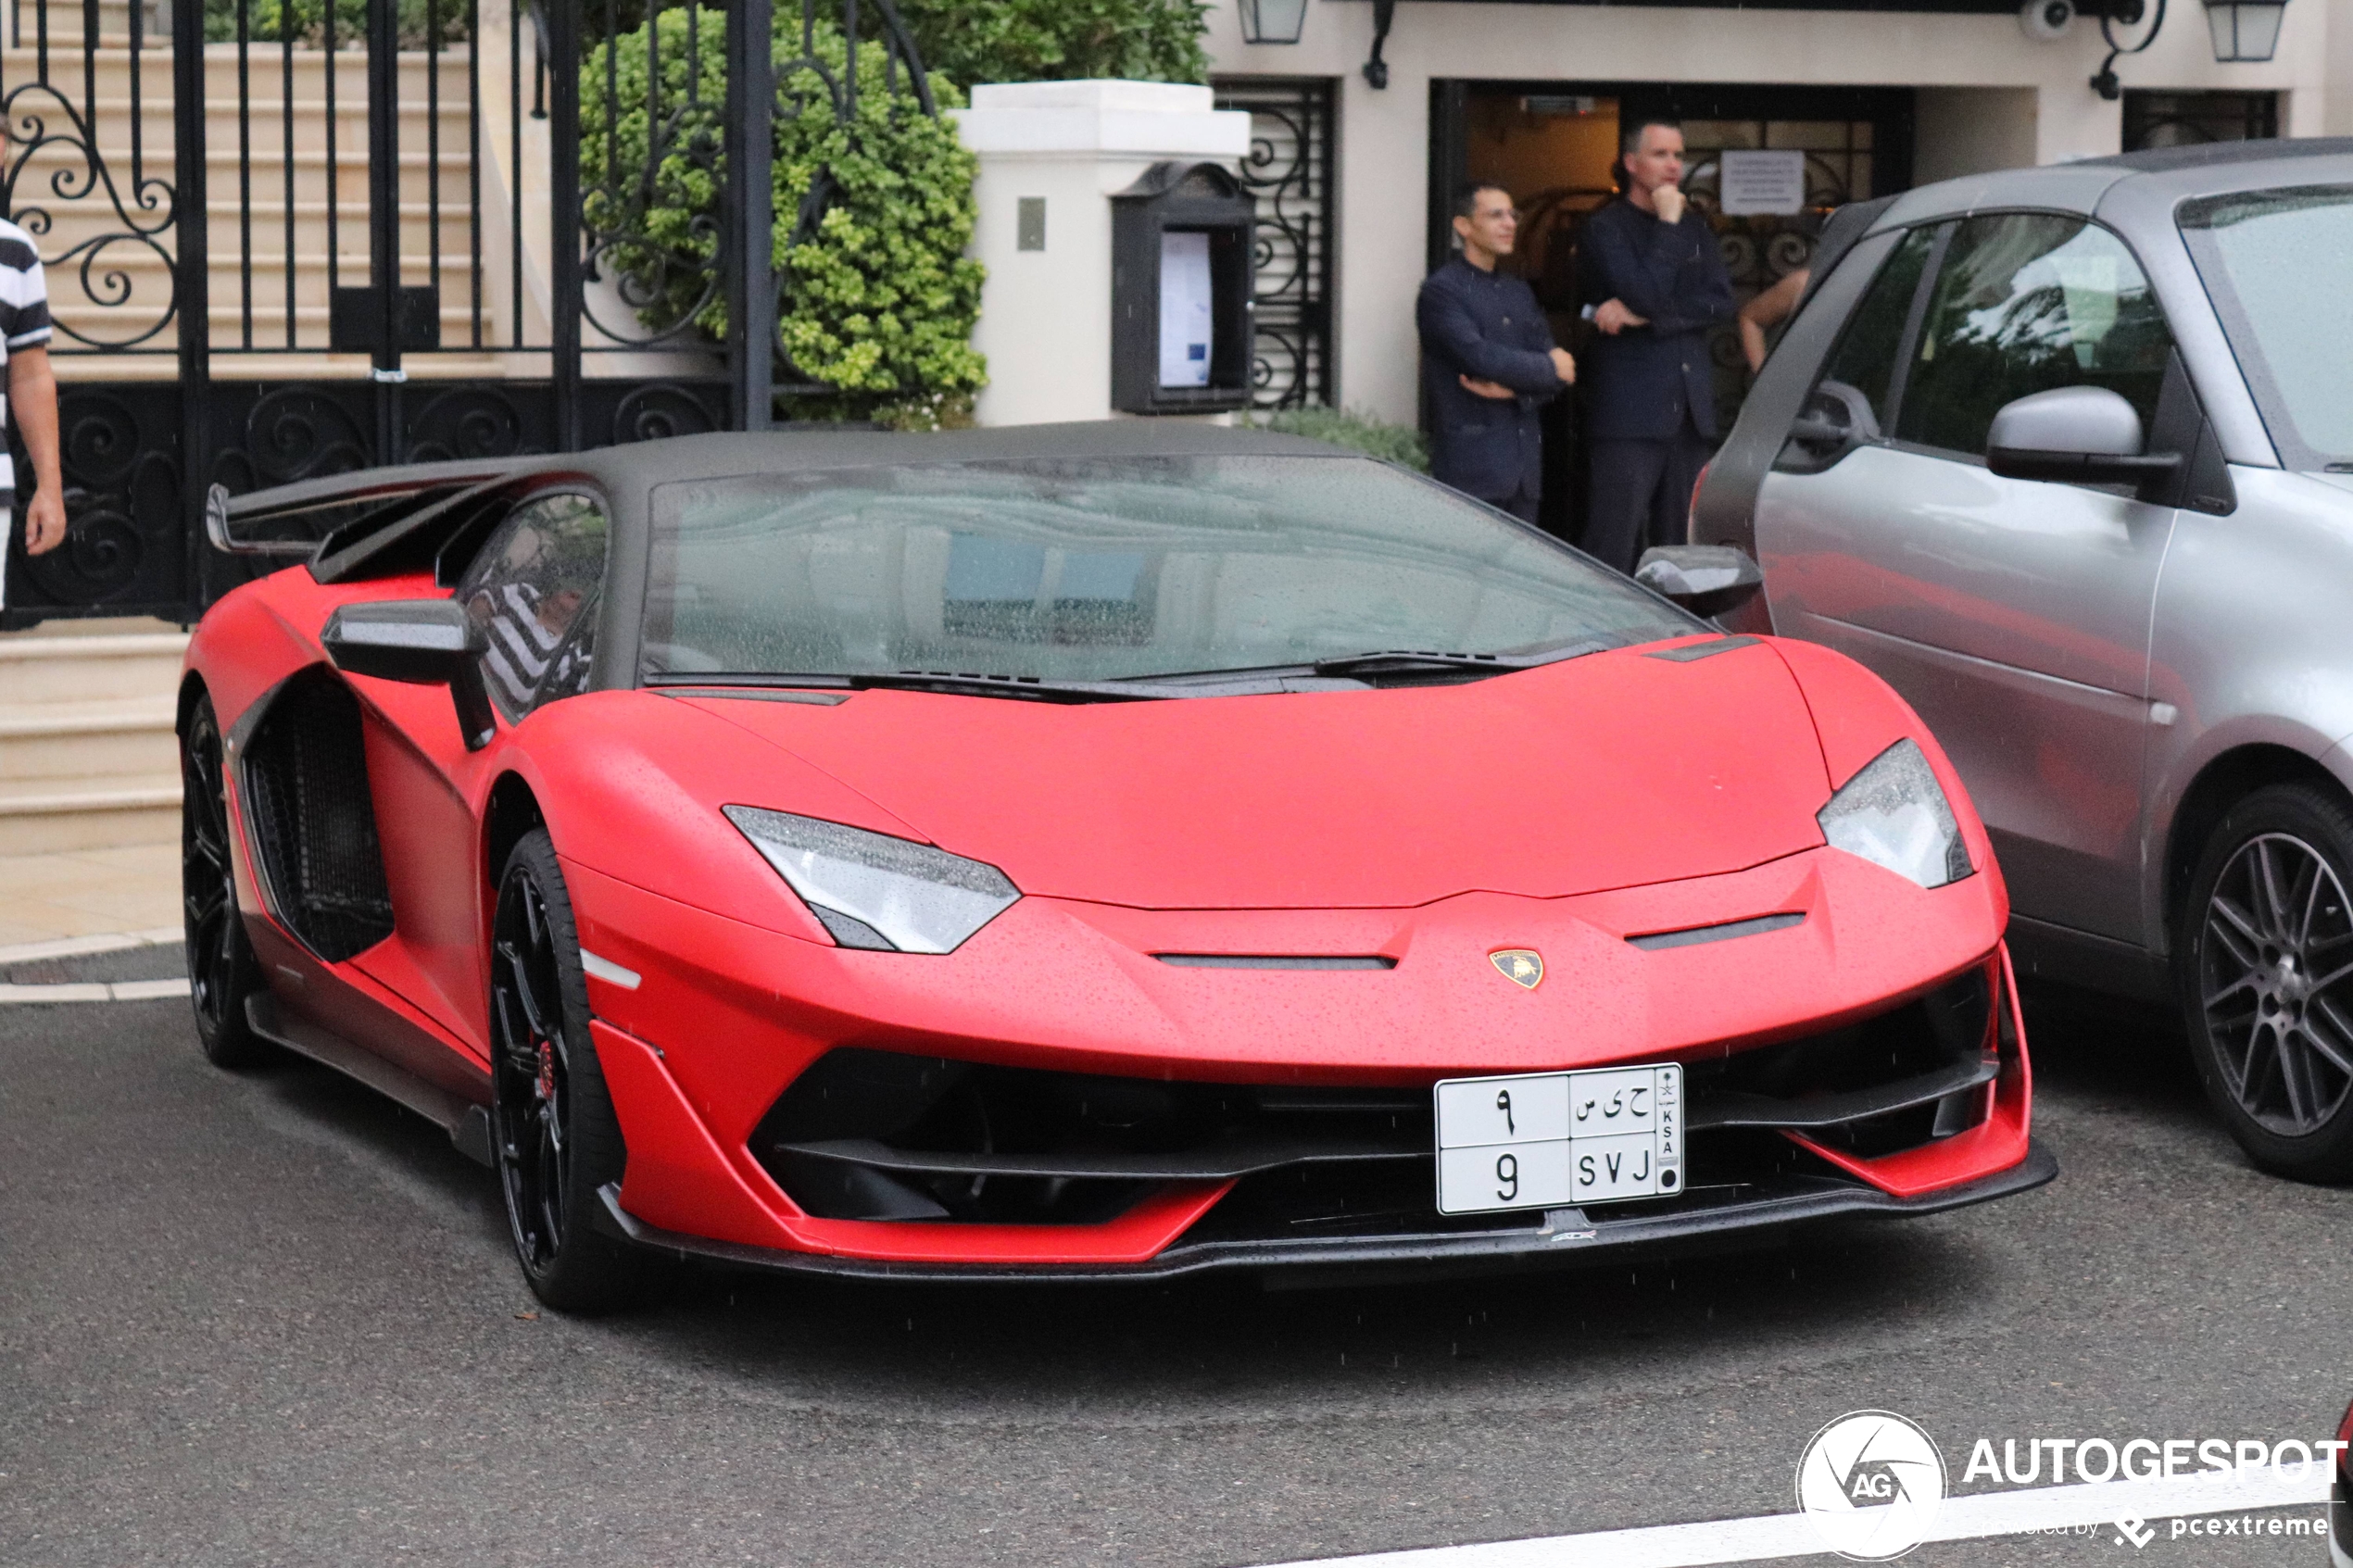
[1584, 207, 1734, 335]
[1739, 270, 1806, 374]
[1580, 205, 1680, 323]
[10, 346, 63, 556]
[1509, 289, 1572, 407]
[1417, 275, 1562, 395]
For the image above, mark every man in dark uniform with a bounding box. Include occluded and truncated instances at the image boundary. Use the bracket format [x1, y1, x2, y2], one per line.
[1578, 119, 1735, 574]
[1416, 183, 1577, 524]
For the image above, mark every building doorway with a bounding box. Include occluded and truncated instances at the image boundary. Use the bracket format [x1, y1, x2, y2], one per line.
[1428, 82, 1913, 544]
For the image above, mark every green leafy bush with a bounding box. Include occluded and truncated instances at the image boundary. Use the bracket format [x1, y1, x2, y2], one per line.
[203, 0, 465, 48]
[892, 0, 1211, 90]
[580, 11, 984, 424]
[1252, 406, 1429, 472]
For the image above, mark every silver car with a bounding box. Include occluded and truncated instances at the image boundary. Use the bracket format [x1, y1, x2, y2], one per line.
[1692, 139, 2353, 1180]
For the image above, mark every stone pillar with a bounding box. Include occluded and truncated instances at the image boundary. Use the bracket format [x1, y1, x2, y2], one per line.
[950, 82, 1253, 427]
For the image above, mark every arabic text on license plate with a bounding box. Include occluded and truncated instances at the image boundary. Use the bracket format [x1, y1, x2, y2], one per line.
[1432, 1065, 1682, 1215]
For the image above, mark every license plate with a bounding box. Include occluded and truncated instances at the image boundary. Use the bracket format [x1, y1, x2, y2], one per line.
[1433, 1065, 1682, 1215]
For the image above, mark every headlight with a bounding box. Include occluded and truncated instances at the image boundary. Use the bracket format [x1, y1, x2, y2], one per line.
[1816, 738, 1972, 890]
[723, 806, 1020, 953]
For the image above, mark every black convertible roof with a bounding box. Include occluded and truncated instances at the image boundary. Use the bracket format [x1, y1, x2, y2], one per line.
[224, 420, 1346, 524]
[222, 420, 1374, 585]
[217, 421, 1358, 586]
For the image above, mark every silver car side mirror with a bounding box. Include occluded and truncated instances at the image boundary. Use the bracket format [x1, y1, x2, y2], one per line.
[1984, 386, 2183, 495]
[1635, 545, 1765, 619]
[321, 598, 497, 752]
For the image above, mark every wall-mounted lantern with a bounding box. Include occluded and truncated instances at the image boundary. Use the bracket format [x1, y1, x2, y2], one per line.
[2205, 0, 2288, 59]
[2091, 0, 2291, 96]
[1237, 0, 1309, 44]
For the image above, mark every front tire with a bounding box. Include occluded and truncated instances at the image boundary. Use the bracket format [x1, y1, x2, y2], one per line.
[489, 827, 660, 1311]
[181, 693, 269, 1068]
[2179, 783, 2353, 1181]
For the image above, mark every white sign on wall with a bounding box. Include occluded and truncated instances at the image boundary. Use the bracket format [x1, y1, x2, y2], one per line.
[1718, 149, 1808, 216]
[1158, 231, 1214, 388]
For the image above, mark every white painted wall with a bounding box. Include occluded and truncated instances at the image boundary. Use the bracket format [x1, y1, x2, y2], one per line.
[951, 82, 1252, 426]
[1205, 0, 2331, 423]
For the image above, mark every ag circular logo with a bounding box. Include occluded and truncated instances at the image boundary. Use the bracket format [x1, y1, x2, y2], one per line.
[1795, 1410, 1946, 1561]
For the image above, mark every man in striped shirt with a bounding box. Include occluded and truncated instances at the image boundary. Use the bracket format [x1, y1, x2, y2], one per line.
[0, 215, 64, 562]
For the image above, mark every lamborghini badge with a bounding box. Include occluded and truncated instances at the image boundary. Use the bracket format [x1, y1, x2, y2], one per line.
[1491, 949, 1543, 989]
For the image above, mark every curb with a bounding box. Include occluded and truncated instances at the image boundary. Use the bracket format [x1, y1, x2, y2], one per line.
[0, 926, 188, 1005]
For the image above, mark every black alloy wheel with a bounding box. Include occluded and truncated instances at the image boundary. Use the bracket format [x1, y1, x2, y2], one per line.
[489, 828, 660, 1311]
[2181, 783, 2353, 1181]
[181, 694, 268, 1068]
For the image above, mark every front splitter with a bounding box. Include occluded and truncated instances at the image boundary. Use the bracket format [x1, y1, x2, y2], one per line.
[594, 1140, 2058, 1286]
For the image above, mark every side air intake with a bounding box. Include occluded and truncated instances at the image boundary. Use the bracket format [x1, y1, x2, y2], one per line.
[240, 669, 396, 962]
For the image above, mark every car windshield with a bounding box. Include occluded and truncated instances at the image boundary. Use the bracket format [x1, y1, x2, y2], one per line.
[640, 455, 1690, 684]
[2180, 184, 2353, 470]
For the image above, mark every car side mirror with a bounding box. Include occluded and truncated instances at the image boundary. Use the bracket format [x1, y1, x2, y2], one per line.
[1782, 380, 1880, 466]
[321, 598, 497, 751]
[1635, 545, 1765, 619]
[1984, 386, 2183, 496]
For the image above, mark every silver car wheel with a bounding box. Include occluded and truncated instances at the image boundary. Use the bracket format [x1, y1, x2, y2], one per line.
[2199, 832, 2353, 1137]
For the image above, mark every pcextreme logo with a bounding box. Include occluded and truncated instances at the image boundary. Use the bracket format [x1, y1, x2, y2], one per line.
[1795, 1411, 1948, 1561]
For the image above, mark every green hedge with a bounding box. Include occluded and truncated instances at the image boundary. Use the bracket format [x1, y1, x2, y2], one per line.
[893, 0, 1211, 90]
[203, 0, 464, 47]
[581, 13, 985, 426]
[1252, 406, 1429, 472]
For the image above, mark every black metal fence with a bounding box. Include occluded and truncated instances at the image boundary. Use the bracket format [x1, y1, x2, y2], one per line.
[1212, 76, 1336, 412]
[0, 0, 929, 626]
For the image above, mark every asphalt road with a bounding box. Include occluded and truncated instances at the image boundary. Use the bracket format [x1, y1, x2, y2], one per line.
[4, 971, 2347, 1568]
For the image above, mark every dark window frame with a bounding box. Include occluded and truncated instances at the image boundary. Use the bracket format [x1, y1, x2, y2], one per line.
[456, 485, 614, 722]
[1869, 211, 2180, 467]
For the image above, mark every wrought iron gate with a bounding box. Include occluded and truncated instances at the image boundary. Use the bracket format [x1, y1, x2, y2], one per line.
[0, 0, 930, 627]
[1212, 76, 1335, 412]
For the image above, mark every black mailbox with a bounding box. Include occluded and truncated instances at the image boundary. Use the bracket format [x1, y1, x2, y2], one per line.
[1111, 161, 1255, 415]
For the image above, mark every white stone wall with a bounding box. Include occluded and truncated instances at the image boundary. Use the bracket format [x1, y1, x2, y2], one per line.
[1203, 0, 2331, 424]
[952, 82, 1252, 426]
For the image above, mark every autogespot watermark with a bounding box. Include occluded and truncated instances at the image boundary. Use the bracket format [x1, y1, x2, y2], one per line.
[1796, 1411, 1948, 1561]
[1957, 1434, 2348, 1487]
[1794, 1411, 2341, 1560]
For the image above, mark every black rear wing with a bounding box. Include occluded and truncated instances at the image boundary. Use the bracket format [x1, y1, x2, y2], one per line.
[205, 455, 573, 586]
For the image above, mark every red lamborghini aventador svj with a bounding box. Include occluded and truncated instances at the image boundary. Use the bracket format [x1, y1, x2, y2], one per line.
[180, 423, 2050, 1309]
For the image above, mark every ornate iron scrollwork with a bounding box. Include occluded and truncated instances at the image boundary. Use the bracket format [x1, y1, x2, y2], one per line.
[5, 388, 182, 618]
[577, 0, 728, 350]
[408, 387, 539, 463]
[225, 388, 374, 491]
[0, 73, 180, 351]
[607, 382, 723, 445]
[1213, 80, 1336, 411]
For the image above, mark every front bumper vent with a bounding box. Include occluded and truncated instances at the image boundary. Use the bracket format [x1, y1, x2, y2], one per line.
[750, 962, 2002, 1232]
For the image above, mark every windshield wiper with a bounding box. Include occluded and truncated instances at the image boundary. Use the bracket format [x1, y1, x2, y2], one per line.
[1309, 640, 1617, 681]
[646, 671, 1167, 703]
[1113, 638, 1620, 688]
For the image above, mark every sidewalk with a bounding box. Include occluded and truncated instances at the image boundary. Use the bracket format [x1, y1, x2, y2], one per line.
[0, 841, 181, 947]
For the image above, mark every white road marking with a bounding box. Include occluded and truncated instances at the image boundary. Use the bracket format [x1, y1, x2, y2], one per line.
[0, 926, 182, 965]
[0, 977, 192, 1006]
[1251, 1464, 2331, 1568]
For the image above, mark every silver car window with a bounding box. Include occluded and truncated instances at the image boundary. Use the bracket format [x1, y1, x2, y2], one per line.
[2180, 184, 2353, 470]
[1813, 224, 1938, 434]
[1894, 215, 2175, 458]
